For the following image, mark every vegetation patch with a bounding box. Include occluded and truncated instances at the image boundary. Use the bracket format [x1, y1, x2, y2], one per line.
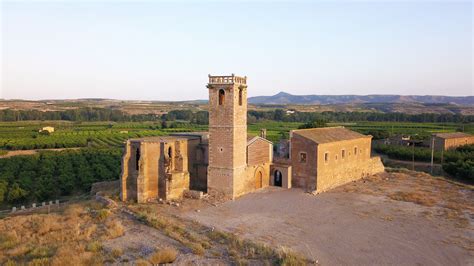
[148, 247, 178, 264]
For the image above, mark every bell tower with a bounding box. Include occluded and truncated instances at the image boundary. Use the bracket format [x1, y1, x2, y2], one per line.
[207, 74, 248, 199]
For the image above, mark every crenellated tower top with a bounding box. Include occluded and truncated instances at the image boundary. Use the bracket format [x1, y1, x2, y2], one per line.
[208, 74, 247, 86]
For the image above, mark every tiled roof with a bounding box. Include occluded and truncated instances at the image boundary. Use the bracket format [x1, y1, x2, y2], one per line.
[292, 127, 370, 144]
[247, 135, 273, 145]
[434, 132, 473, 139]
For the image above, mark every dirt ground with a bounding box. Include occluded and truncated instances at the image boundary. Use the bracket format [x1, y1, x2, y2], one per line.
[0, 148, 81, 158]
[185, 170, 474, 265]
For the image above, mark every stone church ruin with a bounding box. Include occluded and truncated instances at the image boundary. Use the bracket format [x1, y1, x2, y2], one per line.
[120, 74, 384, 202]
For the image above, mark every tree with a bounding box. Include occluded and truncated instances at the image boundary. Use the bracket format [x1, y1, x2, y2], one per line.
[7, 183, 28, 203]
[298, 119, 328, 129]
[0, 180, 7, 203]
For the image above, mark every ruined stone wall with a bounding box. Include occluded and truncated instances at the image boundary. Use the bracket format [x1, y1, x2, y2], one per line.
[315, 138, 384, 192]
[188, 140, 208, 191]
[120, 140, 132, 201]
[158, 139, 191, 200]
[120, 140, 140, 201]
[121, 137, 195, 203]
[290, 134, 317, 190]
[138, 141, 161, 203]
[247, 139, 272, 166]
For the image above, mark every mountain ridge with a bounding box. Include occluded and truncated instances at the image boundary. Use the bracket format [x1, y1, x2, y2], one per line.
[248, 92, 474, 105]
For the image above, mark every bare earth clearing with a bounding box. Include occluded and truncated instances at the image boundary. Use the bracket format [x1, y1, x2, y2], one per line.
[185, 171, 474, 265]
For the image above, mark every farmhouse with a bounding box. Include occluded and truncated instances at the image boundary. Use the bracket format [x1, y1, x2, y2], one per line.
[39, 126, 54, 133]
[432, 132, 474, 151]
[120, 74, 384, 202]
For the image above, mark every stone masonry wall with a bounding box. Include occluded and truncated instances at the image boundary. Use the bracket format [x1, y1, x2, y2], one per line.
[316, 138, 384, 193]
[247, 138, 272, 166]
[290, 134, 317, 190]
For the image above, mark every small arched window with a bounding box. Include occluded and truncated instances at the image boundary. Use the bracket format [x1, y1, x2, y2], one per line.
[239, 88, 243, 106]
[218, 89, 225, 105]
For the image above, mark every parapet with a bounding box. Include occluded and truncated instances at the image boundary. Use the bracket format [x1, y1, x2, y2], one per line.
[208, 74, 247, 85]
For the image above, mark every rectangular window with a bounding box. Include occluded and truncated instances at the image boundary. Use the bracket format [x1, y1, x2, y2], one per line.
[341, 149, 345, 159]
[324, 152, 329, 163]
[299, 152, 307, 163]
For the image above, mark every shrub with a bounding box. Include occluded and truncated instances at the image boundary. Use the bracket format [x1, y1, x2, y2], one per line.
[0, 233, 18, 250]
[187, 242, 205, 255]
[86, 241, 103, 253]
[149, 247, 178, 264]
[28, 246, 56, 259]
[27, 258, 50, 266]
[106, 220, 125, 238]
[95, 209, 110, 221]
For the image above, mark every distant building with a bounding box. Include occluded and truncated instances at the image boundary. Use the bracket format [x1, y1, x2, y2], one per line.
[289, 127, 384, 193]
[39, 126, 54, 133]
[432, 132, 474, 151]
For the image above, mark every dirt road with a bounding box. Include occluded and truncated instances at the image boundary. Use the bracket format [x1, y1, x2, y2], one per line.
[185, 172, 474, 265]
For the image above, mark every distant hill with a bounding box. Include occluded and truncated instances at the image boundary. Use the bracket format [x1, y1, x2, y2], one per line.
[248, 92, 474, 105]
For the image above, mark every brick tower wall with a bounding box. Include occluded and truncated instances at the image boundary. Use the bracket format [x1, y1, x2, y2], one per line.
[207, 75, 248, 199]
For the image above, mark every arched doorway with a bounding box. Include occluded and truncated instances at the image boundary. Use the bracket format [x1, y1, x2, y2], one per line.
[255, 170, 263, 189]
[274, 170, 282, 187]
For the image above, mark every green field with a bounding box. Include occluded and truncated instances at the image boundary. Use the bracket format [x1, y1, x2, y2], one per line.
[0, 120, 472, 151]
[0, 121, 207, 150]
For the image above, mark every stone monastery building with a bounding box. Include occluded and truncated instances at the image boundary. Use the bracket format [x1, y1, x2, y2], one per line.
[120, 74, 384, 202]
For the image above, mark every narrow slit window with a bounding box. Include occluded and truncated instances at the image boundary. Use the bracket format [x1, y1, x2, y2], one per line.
[239, 88, 243, 106]
[354, 147, 357, 155]
[341, 149, 345, 159]
[218, 89, 225, 105]
[135, 148, 140, 171]
[324, 152, 329, 163]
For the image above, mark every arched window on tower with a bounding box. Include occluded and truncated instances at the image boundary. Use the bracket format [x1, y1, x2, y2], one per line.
[218, 89, 225, 105]
[239, 88, 243, 106]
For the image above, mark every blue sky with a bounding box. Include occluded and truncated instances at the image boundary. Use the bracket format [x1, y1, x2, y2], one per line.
[1, 1, 472, 100]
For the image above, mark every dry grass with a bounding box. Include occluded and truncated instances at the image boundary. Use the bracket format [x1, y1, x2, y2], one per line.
[111, 248, 123, 258]
[0, 200, 128, 265]
[86, 240, 103, 252]
[105, 220, 125, 238]
[336, 170, 474, 227]
[130, 205, 310, 265]
[388, 191, 438, 207]
[134, 258, 151, 266]
[148, 247, 178, 264]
